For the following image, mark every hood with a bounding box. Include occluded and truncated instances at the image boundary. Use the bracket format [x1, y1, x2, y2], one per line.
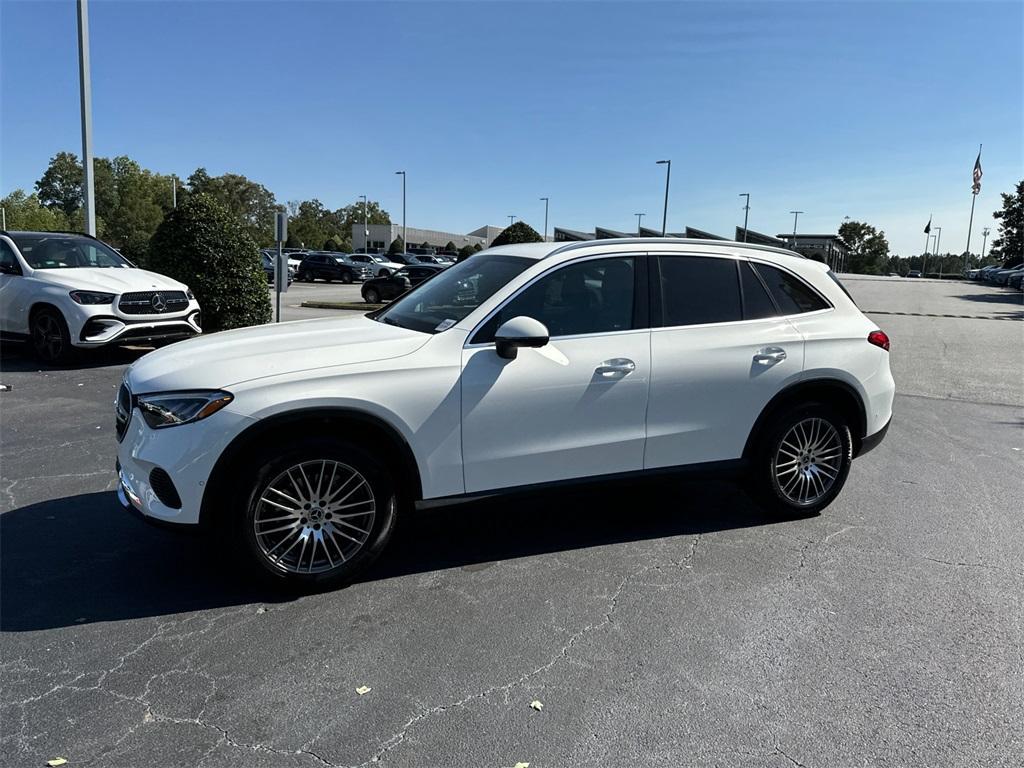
[32, 267, 188, 294]
[126, 315, 430, 393]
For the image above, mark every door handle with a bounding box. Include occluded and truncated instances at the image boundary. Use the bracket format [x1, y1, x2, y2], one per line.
[595, 358, 636, 376]
[753, 347, 787, 365]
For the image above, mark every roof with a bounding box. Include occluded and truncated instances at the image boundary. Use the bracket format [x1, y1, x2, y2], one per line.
[483, 237, 804, 262]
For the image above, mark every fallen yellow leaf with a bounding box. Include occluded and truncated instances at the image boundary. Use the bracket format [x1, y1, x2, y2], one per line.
[356, 685, 371, 695]
[530, 700, 543, 711]
[47, 760, 68, 767]
[514, 762, 530, 768]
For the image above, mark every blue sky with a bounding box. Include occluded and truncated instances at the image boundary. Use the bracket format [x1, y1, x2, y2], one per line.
[2, 0, 1021, 256]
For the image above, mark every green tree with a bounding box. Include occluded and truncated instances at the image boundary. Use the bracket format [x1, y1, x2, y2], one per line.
[838, 220, 890, 275]
[35, 152, 83, 221]
[187, 168, 278, 245]
[0, 189, 69, 231]
[443, 240, 457, 253]
[419, 241, 431, 250]
[473, 243, 483, 252]
[457, 244, 476, 262]
[286, 199, 343, 251]
[335, 199, 390, 245]
[103, 157, 173, 263]
[147, 194, 271, 332]
[388, 236, 405, 255]
[491, 221, 543, 247]
[989, 180, 1024, 265]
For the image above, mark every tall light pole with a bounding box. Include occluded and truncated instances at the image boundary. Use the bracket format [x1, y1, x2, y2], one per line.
[77, 0, 96, 235]
[790, 210, 803, 248]
[739, 193, 750, 241]
[172, 175, 177, 208]
[981, 227, 991, 261]
[395, 171, 406, 254]
[508, 215, 516, 225]
[656, 160, 671, 236]
[933, 225, 942, 260]
[539, 197, 549, 241]
[359, 194, 368, 253]
[635, 213, 645, 235]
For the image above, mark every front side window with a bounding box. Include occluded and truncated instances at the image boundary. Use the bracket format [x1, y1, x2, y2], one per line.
[9, 234, 132, 270]
[657, 255, 742, 327]
[753, 262, 829, 314]
[474, 257, 636, 342]
[375, 253, 533, 334]
[0, 240, 21, 274]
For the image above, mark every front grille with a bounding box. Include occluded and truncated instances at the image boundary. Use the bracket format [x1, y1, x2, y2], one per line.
[115, 382, 131, 442]
[119, 291, 189, 315]
[149, 467, 182, 509]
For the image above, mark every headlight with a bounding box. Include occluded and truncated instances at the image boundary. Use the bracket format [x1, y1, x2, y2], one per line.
[136, 390, 233, 429]
[186, 289, 195, 300]
[70, 290, 115, 305]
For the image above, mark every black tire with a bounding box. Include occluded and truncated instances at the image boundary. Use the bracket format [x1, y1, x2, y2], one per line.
[747, 402, 852, 517]
[30, 307, 76, 365]
[340, 272, 353, 284]
[378, 269, 390, 278]
[364, 287, 380, 304]
[236, 438, 397, 590]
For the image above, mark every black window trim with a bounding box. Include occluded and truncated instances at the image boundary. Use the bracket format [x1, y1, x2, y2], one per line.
[746, 257, 834, 316]
[466, 252, 650, 347]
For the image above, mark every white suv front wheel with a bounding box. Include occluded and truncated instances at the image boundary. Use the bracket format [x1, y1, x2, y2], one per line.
[239, 439, 397, 588]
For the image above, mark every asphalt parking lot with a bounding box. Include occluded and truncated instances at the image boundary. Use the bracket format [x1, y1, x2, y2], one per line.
[1, 277, 1022, 767]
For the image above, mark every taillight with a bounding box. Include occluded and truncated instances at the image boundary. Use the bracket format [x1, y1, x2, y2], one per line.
[868, 330, 890, 351]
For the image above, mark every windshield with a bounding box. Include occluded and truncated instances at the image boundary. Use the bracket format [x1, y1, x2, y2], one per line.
[10, 233, 133, 270]
[376, 254, 533, 334]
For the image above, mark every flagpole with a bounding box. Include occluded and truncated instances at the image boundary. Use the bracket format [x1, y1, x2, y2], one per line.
[965, 143, 982, 273]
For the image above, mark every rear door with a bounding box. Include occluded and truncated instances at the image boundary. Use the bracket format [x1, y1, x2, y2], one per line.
[644, 254, 804, 468]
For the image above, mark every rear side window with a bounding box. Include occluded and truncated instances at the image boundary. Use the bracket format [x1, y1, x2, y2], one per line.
[827, 270, 857, 306]
[739, 261, 777, 320]
[658, 256, 742, 326]
[752, 263, 829, 314]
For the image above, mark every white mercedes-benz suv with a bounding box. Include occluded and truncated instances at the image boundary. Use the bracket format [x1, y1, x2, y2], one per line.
[0, 231, 202, 363]
[115, 238, 893, 589]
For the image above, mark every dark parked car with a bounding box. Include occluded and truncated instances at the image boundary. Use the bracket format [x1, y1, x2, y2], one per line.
[261, 252, 295, 284]
[296, 253, 372, 283]
[360, 265, 443, 303]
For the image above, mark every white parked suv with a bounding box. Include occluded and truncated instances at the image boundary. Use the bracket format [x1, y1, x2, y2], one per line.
[0, 231, 202, 363]
[115, 238, 894, 588]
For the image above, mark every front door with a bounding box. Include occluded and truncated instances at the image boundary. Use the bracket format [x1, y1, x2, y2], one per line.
[460, 255, 651, 493]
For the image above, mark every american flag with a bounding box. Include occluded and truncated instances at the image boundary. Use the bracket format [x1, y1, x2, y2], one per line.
[972, 151, 983, 195]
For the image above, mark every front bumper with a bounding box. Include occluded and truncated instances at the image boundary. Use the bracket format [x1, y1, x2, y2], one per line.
[76, 310, 202, 347]
[116, 404, 253, 526]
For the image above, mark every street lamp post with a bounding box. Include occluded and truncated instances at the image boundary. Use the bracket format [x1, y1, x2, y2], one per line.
[77, 0, 96, 235]
[172, 176, 177, 208]
[656, 160, 671, 236]
[395, 171, 406, 255]
[981, 227, 990, 261]
[933, 226, 943, 276]
[364, 195, 372, 252]
[739, 193, 750, 241]
[790, 211, 803, 249]
[540, 197, 549, 241]
[635, 212, 645, 235]
[508, 215, 516, 226]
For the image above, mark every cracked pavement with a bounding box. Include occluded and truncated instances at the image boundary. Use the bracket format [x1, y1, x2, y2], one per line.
[2, 278, 1022, 767]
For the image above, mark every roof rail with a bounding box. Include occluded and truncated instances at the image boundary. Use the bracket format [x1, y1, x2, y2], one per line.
[547, 237, 802, 260]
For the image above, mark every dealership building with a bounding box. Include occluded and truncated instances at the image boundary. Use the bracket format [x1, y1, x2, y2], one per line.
[353, 224, 504, 254]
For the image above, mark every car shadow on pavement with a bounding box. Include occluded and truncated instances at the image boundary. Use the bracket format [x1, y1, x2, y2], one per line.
[0, 342, 151, 373]
[1, 480, 793, 632]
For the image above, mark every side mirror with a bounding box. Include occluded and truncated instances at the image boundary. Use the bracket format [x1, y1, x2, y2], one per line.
[494, 316, 549, 360]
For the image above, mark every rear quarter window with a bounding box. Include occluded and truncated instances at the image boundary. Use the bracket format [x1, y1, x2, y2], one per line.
[752, 263, 829, 315]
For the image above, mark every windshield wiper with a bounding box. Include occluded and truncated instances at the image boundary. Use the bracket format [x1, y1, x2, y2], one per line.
[378, 315, 402, 328]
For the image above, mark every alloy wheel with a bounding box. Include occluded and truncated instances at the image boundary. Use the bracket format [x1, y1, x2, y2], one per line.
[773, 417, 843, 506]
[253, 460, 376, 575]
[32, 314, 64, 362]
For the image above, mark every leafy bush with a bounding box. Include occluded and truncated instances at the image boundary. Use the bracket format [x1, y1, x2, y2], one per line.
[147, 194, 271, 332]
[490, 221, 543, 247]
[457, 244, 476, 261]
[388, 236, 405, 254]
